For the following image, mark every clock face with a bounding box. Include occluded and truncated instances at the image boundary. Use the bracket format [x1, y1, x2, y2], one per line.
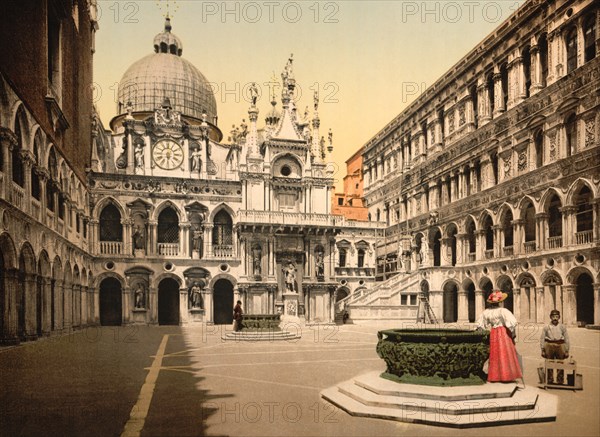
[152, 139, 183, 170]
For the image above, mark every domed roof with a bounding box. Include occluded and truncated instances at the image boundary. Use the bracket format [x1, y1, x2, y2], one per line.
[117, 18, 217, 122]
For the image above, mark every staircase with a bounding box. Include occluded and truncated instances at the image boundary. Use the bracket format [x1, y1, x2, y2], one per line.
[336, 271, 426, 321]
[416, 293, 438, 324]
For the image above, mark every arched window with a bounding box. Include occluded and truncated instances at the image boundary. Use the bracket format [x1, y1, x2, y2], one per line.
[31, 133, 41, 200]
[466, 219, 476, 256]
[548, 195, 562, 238]
[46, 180, 55, 212]
[433, 230, 442, 267]
[502, 210, 514, 248]
[565, 113, 577, 157]
[539, 34, 548, 87]
[212, 210, 233, 246]
[534, 130, 544, 168]
[524, 202, 536, 243]
[12, 110, 25, 187]
[483, 215, 494, 255]
[500, 63, 509, 110]
[99, 204, 122, 242]
[338, 248, 347, 268]
[584, 15, 597, 62]
[522, 46, 531, 98]
[574, 186, 593, 233]
[158, 208, 179, 243]
[357, 249, 365, 268]
[566, 27, 578, 74]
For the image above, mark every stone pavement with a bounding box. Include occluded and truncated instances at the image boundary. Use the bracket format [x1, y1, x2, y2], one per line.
[0, 321, 598, 437]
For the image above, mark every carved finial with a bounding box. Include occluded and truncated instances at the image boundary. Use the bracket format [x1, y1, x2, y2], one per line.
[313, 89, 319, 111]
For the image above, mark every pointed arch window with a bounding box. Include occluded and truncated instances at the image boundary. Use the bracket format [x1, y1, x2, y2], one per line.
[574, 186, 593, 234]
[566, 27, 578, 74]
[158, 208, 179, 243]
[584, 15, 597, 62]
[548, 196, 562, 238]
[99, 204, 122, 242]
[212, 210, 233, 246]
[502, 211, 514, 248]
[12, 110, 25, 187]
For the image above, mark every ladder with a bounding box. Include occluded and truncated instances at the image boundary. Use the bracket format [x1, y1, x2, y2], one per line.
[416, 293, 438, 324]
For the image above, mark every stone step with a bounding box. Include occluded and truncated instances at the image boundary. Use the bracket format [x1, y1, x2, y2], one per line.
[221, 331, 301, 341]
[337, 380, 538, 415]
[321, 384, 557, 428]
[354, 371, 517, 401]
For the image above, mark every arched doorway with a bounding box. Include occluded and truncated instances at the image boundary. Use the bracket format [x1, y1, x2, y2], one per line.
[213, 279, 234, 324]
[335, 288, 349, 302]
[465, 281, 476, 323]
[443, 282, 458, 323]
[158, 278, 180, 325]
[99, 278, 122, 326]
[497, 276, 514, 312]
[481, 278, 494, 309]
[576, 273, 594, 325]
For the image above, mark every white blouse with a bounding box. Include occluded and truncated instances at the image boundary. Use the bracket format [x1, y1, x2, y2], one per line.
[476, 307, 517, 335]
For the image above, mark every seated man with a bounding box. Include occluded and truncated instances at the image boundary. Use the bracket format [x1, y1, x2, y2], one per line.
[540, 309, 570, 383]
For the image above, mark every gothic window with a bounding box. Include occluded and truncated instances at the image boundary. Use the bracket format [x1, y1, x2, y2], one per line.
[212, 210, 233, 246]
[357, 249, 365, 268]
[46, 180, 54, 212]
[502, 211, 514, 248]
[32, 133, 41, 200]
[447, 225, 457, 266]
[486, 73, 495, 115]
[339, 248, 347, 268]
[524, 202, 536, 242]
[534, 129, 544, 168]
[158, 208, 179, 244]
[548, 195, 562, 238]
[433, 230, 442, 266]
[483, 215, 494, 252]
[99, 204, 122, 242]
[566, 27, 578, 74]
[565, 113, 577, 156]
[12, 109, 25, 187]
[539, 34, 548, 86]
[58, 192, 65, 220]
[465, 166, 471, 196]
[522, 46, 532, 98]
[574, 186, 593, 233]
[584, 15, 597, 62]
[491, 153, 499, 185]
[469, 85, 478, 128]
[466, 219, 476, 254]
[500, 63, 509, 110]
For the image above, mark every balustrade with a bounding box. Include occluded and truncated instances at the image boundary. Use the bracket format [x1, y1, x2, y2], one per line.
[524, 241, 536, 253]
[547, 236, 563, 249]
[10, 182, 24, 209]
[158, 243, 179, 257]
[100, 241, 123, 255]
[575, 230, 593, 245]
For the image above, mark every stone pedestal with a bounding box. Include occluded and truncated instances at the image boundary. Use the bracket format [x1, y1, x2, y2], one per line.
[282, 292, 300, 321]
[189, 308, 205, 322]
[131, 308, 147, 324]
[134, 249, 145, 258]
[192, 250, 200, 260]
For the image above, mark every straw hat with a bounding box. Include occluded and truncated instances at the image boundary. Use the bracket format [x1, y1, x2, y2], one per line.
[487, 290, 508, 304]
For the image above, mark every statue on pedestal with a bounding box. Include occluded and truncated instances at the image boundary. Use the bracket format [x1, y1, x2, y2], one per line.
[189, 282, 203, 309]
[134, 283, 146, 309]
[283, 262, 297, 293]
[315, 250, 325, 278]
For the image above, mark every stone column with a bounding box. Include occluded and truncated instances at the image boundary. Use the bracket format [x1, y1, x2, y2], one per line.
[477, 80, 491, 126]
[180, 222, 190, 257]
[492, 225, 501, 258]
[457, 289, 468, 323]
[20, 151, 34, 215]
[530, 42, 543, 94]
[594, 283, 600, 326]
[512, 55, 525, 107]
[493, 67, 504, 117]
[63, 282, 73, 332]
[512, 219, 524, 255]
[456, 233, 467, 265]
[535, 212, 547, 251]
[81, 286, 88, 327]
[42, 277, 52, 335]
[73, 285, 82, 328]
[204, 224, 213, 259]
[513, 287, 521, 321]
[122, 285, 131, 325]
[536, 286, 545, 323]
[54, 280, 64, 332]
[440, 237, 451, 267]
[180, 286, 189, 325]
[24, 272, 37, 340]
[592, 199, 600, 243]
[148, 220, 158, 256]
[0, 129, 17, 200]
[561, 285, 577, 326]
[475, 289, 485, 322]
[476, 229, 485, 261]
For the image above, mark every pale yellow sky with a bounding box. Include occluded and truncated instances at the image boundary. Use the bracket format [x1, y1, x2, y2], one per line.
[94, 0, 525, 189]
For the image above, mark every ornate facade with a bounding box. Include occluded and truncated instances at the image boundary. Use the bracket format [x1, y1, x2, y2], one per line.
[347, 0, 600, 326]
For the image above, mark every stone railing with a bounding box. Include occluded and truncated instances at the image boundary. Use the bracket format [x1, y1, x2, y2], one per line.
[158, 243, 179, 257]
[484, 249, 494, 259]
[10, 182, 24, 210]
[241, 314, 281, 331]
[503, 246, 513, 257]
[100, 241, 123, 255]
[467, 253, 476, 262]
[524, 241, 536, 253]
[237, 210, 385, 230]
[31, 198, 41, 221]
[212, 244, 234, 258]
[548, 236, 562, 249]
[575, 230, 593, 245]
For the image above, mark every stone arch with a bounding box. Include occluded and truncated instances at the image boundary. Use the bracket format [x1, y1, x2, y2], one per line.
[0, 232, 18, 270]
[37, 250, 52, 336]
[11, 103, 30, 150]
[212, 277, 235, 325]
[442, 280, 459, 323]
[461, 277, 476, 323]
[271, 152, 304, 177]
[566, 178, 597, 205]
[157, 276, 181, 325]
[208, 203, 236, 224]
[539, 187, 565, 212]
[567, 267, 595, 325]
[92, 196, 126, 220]
[153, 200, 183, 222]
[335, 286, 350, 302]
[496, 274, 514, 312]
[98, 274, 124, 326]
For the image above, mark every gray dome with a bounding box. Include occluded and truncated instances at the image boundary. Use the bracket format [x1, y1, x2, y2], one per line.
[117, 19, 217, 122]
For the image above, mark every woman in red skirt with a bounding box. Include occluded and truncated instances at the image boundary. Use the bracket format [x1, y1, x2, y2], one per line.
[477, 290, 522, 382]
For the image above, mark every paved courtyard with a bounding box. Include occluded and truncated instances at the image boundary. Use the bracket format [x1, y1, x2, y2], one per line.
[0, 322, 598, 437]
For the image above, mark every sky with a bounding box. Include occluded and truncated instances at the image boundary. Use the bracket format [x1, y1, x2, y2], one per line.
[94, 0, 526, 190]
